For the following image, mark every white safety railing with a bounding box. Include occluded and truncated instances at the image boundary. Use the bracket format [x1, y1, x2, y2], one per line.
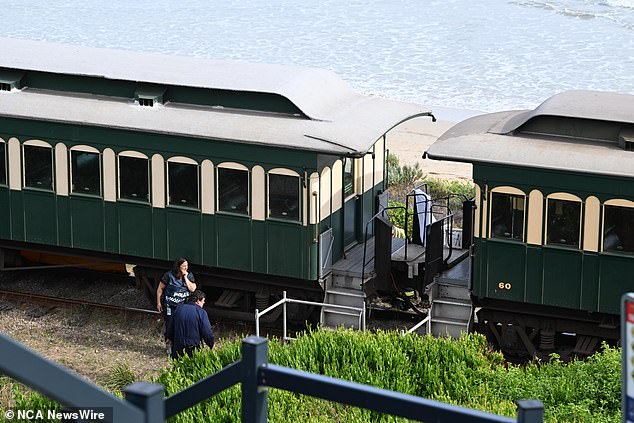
[255, 291, 366, 341]
[404, 314, 431, 335]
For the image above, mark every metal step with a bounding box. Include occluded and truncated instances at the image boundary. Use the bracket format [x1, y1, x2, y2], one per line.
[430, 316, 470, 338]
[321, 307, 363, 329]
[436, 282, 471, 301]
[320, 285, 365, 330]
[331, 273, 369, 290]
[431, 298, 473, 322]
[324, 288, 366, 308]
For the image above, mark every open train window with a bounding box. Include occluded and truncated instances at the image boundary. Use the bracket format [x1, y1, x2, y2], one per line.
[119, 156, 149, 202]
[218, 168, 249, 215]
[343, 158, 354, 198]
[546, 199, 581, 248]
[490, 193, 525, 241]
[168, 161, 198, 208]
[24, 145, 53, 190]
[268, 173, 300, 221]
[0, 142, 6, 186]
[603, 205, 634, 254]
[71, 150, 101, 196]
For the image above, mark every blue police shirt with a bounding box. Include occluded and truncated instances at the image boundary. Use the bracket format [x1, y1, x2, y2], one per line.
[160, 270, 195, 315]
[165, 302, 214, 354]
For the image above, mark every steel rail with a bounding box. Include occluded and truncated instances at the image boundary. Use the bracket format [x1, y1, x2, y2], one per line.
[0, 289, 159, 316]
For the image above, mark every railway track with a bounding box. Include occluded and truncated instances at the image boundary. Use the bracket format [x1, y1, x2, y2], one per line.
[0, 289, 159, 317]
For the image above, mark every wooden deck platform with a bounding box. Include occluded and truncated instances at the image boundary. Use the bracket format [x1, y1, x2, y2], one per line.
[331, 238, 405, 278]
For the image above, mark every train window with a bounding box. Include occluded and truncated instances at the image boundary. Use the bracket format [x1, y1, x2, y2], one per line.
[218, 168, 248, 214]
[269, 173, 300, 221]
[343, 158, 354, 198]
[119, 156, 149, 202]
[603, 205, 634, 254]
[546, 199, 581, 248]
[24, 145, 53, 190]
[168, 162, 198, 208]
[490, 193, 525, 241]
[71, 150, 101, 195]
[0, 142, 5, 186]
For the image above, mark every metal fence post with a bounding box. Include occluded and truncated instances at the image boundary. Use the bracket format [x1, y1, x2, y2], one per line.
[283, 291, 287, 341]
[241, 336, 268, 423]
[255, 309, 260, 337]
[124, 382, 165, 423]
[516, 400, 544, 423]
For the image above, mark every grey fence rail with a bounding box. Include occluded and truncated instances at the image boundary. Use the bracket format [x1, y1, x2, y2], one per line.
[0, 333, 544, 422]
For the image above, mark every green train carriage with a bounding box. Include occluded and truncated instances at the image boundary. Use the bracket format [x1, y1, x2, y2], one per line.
[0, 38, 433, 312]
[427, 90, 634, 355]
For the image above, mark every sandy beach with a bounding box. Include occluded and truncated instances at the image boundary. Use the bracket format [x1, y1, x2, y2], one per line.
[386, 117, 472, 181]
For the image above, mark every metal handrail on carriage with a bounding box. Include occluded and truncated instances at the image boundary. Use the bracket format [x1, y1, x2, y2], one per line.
[254, 290, 366, 341]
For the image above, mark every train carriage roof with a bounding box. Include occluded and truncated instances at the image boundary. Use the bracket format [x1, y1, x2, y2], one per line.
[0, 38, 432, 156]
[426, 90, 634, 178]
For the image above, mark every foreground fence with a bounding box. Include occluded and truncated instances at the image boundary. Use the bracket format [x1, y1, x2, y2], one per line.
[0, 333, 544, 422]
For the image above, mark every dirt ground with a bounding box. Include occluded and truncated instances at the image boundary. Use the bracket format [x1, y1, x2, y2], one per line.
[0, 269, 250, 405]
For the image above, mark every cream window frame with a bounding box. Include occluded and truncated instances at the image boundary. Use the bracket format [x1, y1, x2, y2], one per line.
[217, 162, 250, 215]
[600, 199, 634, 254]
[544, 192, 583, 249]
[201, 159, 215, 215]
[267, 168, 302, 223]
[8, 138, 21, 191]
[151, 154, 165, 208]
[320, 166, 332, 220]
[583, 196, 600, 252]
[527, 190, 544, 245]
[488, 186, 527, 241]
[22, 140, 55, 192]
[69, 145, 102, 197]
[117, 151, 150, 203]
[166, 156, 200, 209]
[332, 160, 343, 212]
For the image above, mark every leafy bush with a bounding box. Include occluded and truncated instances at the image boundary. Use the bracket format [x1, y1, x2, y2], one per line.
[3, 331, 621, 422]
[156, 330, 621, 422]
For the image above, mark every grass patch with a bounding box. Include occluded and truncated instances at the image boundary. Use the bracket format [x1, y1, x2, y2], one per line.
[99, 363, 137, 394]
[3, 330, 621, 422]
[157, 330, 620, 422]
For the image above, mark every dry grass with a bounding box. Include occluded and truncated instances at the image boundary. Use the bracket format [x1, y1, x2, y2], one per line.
[0, 268, 248, 407]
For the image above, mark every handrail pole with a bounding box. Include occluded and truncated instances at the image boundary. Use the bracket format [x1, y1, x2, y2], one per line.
[362, 301, 366, 332]
[255, 309, 260, 337]
[405, 193, 410, 260]
[283, 291, 287, 342]
[362, 221, 369, 276]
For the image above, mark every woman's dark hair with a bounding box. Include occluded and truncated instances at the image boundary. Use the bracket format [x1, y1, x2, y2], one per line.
[173, 257, 188, 272]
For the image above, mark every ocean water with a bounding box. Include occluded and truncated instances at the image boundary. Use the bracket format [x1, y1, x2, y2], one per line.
[1, 0, 633, 118]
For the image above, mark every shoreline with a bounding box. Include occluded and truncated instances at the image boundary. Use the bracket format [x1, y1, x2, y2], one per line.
[386, 111, 475, 181]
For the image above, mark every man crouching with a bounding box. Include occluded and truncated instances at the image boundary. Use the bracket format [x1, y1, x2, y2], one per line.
[165, 290, 214, 359]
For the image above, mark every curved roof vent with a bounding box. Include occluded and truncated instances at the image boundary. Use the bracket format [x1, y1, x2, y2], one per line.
[135, 84, 166, 107]
[619, 128, 634, 151]
[0, 69, 24, 92]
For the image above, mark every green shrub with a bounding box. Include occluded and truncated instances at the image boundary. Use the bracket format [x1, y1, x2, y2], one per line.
[4, 331, 621, 422]
[155, 330, 621, 422]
